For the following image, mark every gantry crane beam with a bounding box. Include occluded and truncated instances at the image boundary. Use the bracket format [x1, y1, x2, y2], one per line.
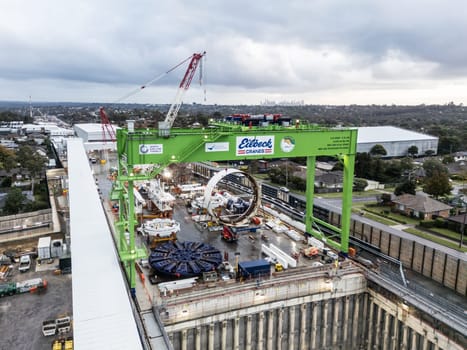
[112, 121, 357, 293]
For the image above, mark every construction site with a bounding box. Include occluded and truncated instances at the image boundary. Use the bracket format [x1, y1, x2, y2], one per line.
[0, 52, 466, 350]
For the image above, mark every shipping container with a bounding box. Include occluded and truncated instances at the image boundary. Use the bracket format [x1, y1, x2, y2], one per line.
[50, 239, 64, 258]
[37, 236, 51, 260]
[238, 259, 270, 279]
[59, 257, 72, 274]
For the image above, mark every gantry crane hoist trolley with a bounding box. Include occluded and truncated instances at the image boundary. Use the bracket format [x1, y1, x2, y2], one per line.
[111, 52, 358, 293]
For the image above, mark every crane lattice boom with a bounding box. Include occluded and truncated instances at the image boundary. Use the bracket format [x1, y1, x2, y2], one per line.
[159, 51, 206, 136]
[99, 107, 116, 142]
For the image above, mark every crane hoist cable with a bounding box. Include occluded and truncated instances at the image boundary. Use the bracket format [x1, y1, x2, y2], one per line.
[200, 54, 207, 102]
[99, 52, 206, 139]
[113, 54, 195, 104]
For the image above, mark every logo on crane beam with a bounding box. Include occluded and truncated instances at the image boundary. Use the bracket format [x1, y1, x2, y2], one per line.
[236, 136, 274, 156]
[280, 136, 295, 153]
[205, 142, 229, 152]
[139, 144, 163, 155]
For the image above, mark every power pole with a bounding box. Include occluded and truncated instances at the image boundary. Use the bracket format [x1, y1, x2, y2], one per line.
[460, 200, 466, 248]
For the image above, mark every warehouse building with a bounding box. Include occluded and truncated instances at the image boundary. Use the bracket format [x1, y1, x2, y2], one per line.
[73, 123, 118, 151]
[357, 126, 438, 157]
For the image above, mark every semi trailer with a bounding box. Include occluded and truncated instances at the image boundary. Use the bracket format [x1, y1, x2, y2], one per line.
[0, 278, 47, 297]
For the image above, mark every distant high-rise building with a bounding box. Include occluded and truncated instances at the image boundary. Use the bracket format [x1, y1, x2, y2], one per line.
[260, 99, 305, 106]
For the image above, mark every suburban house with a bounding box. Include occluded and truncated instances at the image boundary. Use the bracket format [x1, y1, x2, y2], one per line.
[392, 194, 453, 220]
[446, 213, 467, 235]
[453, 151, 467, 162]
[314, 171, 344, 193]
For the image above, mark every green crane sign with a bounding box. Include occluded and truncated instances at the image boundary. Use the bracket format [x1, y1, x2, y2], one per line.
[113, 121, 357, 292]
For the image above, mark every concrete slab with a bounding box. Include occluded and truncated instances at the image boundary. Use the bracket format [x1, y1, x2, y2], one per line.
[35, 259, 58, 272]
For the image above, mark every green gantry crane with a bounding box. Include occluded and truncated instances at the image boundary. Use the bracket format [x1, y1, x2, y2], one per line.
[113, 120, 357, 293]
[110, 52, 357, 293]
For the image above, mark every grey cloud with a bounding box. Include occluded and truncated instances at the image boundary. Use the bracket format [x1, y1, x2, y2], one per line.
[1, 0, 467, 103]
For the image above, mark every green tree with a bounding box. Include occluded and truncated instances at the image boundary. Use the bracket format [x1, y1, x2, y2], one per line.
[423, 170, 452, 198]
[383, 161, 403, 183]
[16, 145, 47, 195]
[394, 181, 416, 196]
[353, 178, 368, 192]
[438, 135, 460, 154]
[442, 155, 454, 164]
[268, 167, 286, 186]
[289, 176, 306, 191]
[371, 158, 386, 182]
[369, 144, 387, 157]
[212, 111, 222, 119]
[379, 193, 392, 205]
[399, 157, 414, 173]
[0, 145, 17, 171]
[43, 136, 55, 157]
[355, 153, 372, 178]
[3, 187, 26, 214]
[423, 159, 448, 178]
[407, 145, 418, 157]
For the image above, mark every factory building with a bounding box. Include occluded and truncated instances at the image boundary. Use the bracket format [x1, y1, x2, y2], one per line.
[356, 126, 438, 157]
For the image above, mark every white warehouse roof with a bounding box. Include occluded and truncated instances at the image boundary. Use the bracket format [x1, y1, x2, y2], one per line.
[67, 138, 142, 350]
[22, 123, 75, 136]
[356, 126, 438, 157]
[74, 123, 120, 141]
[357, 126, 437, 143]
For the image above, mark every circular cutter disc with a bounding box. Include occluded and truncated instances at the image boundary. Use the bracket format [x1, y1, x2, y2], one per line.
[149, 241, 223, 278]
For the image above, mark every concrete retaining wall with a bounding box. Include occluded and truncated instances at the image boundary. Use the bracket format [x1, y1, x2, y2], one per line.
[329, 211, 467, 296]
[0, 209, 54, 243]
[161, 274, 464, 350]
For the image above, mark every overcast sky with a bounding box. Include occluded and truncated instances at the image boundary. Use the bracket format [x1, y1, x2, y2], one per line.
[1, 0, 467, 105]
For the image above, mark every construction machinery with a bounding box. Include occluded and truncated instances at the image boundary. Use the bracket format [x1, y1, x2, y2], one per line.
[221, 225, 239, 242]
[221, 224, 260, 242]
[51, 338, 73, 350]
[0, 277, 47, 297]
[158, 52, 206, 137]
[99, 107, 116, 142]
[302, 246, 320, 258]
[111, 52, 358, 293]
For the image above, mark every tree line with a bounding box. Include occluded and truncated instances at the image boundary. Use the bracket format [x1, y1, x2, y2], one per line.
[0, 144, 49, 215]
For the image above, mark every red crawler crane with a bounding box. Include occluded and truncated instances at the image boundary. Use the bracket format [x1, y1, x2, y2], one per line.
[99, 107, 116, 143]
[159, 51, 206, 136]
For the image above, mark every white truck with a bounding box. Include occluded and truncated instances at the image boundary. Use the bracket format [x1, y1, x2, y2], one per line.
[18, 255, 31, 273]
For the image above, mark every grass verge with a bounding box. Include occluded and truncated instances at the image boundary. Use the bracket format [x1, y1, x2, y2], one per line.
[403, 227, 467, 252]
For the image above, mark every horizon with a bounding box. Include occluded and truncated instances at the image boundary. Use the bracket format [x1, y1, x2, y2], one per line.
[1, 100, 465, 108]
